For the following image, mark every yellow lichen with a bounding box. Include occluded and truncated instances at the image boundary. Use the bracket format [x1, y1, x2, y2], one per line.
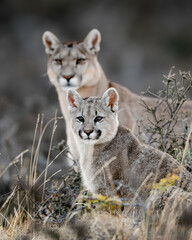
[152, 173, 179, 193]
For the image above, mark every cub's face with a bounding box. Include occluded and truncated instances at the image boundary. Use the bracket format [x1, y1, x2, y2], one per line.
[42, 29, 101, 91]
[67, 88, 119, 145]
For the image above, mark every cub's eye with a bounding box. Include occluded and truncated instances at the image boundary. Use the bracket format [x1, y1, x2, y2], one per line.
[77, 116, 84, 122]
[76, 58, 86, 65]
[94, 116, 103, 123]
[53, 59, 62, 65]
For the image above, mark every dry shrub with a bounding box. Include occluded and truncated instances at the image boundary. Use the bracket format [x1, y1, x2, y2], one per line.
[138, 67, 192, 157]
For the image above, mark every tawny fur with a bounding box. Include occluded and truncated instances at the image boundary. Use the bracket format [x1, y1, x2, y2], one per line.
[67, 88, 192, 202]
[42, 29, 192, 162]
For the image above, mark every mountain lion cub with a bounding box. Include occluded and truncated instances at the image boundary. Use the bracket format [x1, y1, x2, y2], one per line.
[67, 88, 192, 200]
[42, 29, 192, 162]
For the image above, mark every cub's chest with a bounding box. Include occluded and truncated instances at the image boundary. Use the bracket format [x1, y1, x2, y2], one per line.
[79, 145, 96, 193]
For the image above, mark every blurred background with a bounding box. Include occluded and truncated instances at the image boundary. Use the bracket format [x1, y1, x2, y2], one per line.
[1, 0, 192, 193]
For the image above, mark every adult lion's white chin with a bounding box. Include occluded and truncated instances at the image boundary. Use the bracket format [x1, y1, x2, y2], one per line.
[58, 77, 81, 91]
[61, 85, 79, 91]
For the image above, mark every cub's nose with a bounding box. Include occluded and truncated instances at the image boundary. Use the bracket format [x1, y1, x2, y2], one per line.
[84, 129, 93, 136]
[63, 74, 74, 81]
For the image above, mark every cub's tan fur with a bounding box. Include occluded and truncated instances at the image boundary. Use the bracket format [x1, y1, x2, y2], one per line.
[42, 29, 192, 161]
[67, 88, 192, 200]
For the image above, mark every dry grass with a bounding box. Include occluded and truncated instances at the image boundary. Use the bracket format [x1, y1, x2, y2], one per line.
[1, 69, 192, 239]
[0, 114, 192, 240]
[0, 112, 69, 239]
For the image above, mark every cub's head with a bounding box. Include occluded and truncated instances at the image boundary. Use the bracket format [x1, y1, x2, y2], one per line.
[67, 88, 119, 145]
[42, 29, 101, 91]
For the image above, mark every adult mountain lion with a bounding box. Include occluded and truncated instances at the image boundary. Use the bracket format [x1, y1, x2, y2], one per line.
[42, 29, 192, 162]
[67, 88, 192, 200]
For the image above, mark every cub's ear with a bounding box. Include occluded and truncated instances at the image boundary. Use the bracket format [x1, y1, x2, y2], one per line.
[42, 31, 60, 55]
[67, 89, 82, 112]
[101, 88, 119, 112]
[83, 29, 101, 54]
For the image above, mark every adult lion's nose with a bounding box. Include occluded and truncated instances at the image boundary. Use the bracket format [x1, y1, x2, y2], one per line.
[63, 74, 74, 81]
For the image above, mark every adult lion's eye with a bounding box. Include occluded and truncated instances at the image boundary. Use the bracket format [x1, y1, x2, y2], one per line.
[53, 59, 62, 65]
[77, 116, 85, 122]
[76, 58, 86, 65]
[94, 116, 103, 123]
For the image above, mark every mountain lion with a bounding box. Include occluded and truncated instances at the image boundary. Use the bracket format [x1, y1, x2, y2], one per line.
[67, 88, 192, 200]
[42, 29, 192, 163]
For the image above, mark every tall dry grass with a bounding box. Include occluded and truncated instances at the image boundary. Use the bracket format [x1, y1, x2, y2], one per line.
[1, 69, 192, 239]
[0, 113, 192, 240]
[0, 112, 70, 239]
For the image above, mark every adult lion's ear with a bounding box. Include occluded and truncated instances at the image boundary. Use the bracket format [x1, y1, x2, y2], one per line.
[67, 89, 82, 112]
[101, 88, 119, 112]
[42, 31, 60, 55]
[83, 29, 101, 55]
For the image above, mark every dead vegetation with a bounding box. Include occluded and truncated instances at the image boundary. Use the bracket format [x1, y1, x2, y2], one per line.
[138, 67, 192, 157]
[1, 68, 192, 239]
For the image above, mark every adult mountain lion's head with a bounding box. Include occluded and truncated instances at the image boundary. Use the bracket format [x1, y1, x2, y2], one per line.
[42, 29, 102, 91]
